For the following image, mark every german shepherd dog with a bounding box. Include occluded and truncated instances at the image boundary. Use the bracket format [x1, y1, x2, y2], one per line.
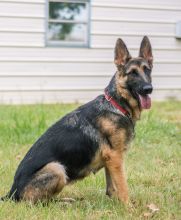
[1, 36, 153, 204]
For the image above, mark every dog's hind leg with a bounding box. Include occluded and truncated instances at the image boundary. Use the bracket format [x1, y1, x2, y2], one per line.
[21, 162, 67, 203]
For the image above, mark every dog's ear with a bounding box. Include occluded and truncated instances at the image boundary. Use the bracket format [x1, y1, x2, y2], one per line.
[139, 36, 153, 67]
[114, 38, 131, 67]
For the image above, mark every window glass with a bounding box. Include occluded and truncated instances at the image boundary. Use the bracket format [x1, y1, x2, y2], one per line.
[47, 1, 90, 47]
[49, 2, 87, 21]
[48, 23, 87, 42]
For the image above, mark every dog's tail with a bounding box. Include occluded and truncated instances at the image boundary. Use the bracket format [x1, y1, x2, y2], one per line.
[0, 194, 10, 202]
[0, 190, 19, 202]
[0, 190, 17, 202]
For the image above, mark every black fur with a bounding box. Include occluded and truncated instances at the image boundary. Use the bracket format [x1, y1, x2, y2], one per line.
[1, 36, 153, 202]
[2, 74, 133, 201]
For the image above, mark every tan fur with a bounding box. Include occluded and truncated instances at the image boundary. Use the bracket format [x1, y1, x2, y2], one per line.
[115, 72, 141, 121]
[89, 149, 104, 172]
[78, 148, 104, 178]
[102, 147, 128, 203]
[97, 116, 128, 151]
[95, 117, 129, 203]
[126, 65, 140, 74]
[97, 117, 117, 135]
[78, 120, 128, 186]
[110, 129, 128, 151]
[137, 64, 149, 82]
[126, 64, 149, 83]
[21, 162, 67, 203]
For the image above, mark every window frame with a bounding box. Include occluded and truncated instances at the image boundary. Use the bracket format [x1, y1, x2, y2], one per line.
[46, 0, 91, 48]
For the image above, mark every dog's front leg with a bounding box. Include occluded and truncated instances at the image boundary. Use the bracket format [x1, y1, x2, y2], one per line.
[103, 149, 128, 204]
[105, 167, 115, 197]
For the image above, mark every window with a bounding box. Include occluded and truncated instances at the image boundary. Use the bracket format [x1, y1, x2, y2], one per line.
[47, 0, 90, 47]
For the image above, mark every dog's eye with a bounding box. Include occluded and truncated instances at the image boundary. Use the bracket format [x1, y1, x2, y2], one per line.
[144, 66, 151, 75]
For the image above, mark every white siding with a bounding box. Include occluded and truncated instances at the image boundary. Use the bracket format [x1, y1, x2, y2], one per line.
[0, 0, 181, 104]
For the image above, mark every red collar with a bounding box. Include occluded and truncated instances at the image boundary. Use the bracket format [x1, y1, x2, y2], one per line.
[104, 90, 130, 117]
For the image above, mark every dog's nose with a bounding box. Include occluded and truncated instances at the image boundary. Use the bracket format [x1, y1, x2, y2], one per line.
[143, 84, 153, 94]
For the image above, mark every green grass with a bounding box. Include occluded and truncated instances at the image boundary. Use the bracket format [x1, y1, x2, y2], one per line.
[0, 102, 180, 220]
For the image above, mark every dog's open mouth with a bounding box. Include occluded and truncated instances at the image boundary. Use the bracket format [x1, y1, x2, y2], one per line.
[138, 94, 151, 109]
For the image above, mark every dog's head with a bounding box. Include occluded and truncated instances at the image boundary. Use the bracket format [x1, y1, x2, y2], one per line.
[114, 36, 153, 109]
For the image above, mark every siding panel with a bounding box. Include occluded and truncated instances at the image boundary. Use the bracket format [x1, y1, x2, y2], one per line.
[0, 17, 44, 31]
[91, 36, 181, 49]
[92, 1, 181, 9]
[0, 2, 45, 17]
[0, 89, 181, 105]
[0, 0, 44, 3]
[0, 32, 44, 46]
[1, 47, 181, 59]
[0, 76, 180, 90]
[0, 62, 116, 73]
[92, 21, 175, 35]
[92, 6, 181, 21]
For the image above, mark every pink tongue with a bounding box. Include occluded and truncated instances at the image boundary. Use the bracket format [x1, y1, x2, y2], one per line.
[138, 94, 151, 109]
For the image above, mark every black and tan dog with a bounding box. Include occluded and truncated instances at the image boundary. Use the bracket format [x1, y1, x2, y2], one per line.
[1, 36, 153, 204]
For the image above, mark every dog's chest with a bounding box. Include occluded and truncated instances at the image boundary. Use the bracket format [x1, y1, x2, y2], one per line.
[97, 115, 134, 150]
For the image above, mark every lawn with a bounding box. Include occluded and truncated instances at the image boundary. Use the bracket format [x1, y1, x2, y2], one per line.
[0, 101, 180, 220]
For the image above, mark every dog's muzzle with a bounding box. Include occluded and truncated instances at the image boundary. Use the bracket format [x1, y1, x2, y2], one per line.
[142, 84, 153, 95]
[137, 84, 153, 110]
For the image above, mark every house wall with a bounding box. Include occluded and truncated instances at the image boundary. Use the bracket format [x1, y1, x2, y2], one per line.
[0, 0, 181, 104]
